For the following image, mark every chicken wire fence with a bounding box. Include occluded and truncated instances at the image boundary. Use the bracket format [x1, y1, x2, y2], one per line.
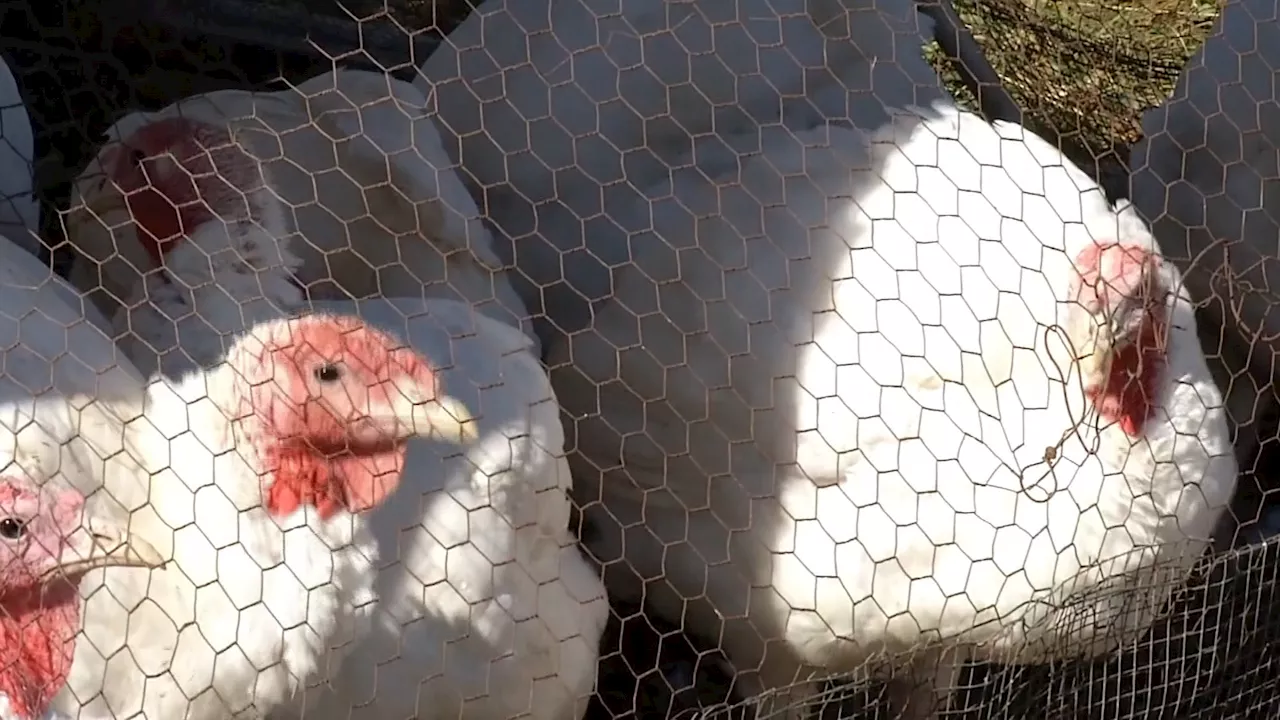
[1, 0, 1279, 719]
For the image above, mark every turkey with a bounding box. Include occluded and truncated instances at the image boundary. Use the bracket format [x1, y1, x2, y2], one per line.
[0, 53, 39, 257]
[548, 103, 1236, 718]
[0, 475, 163, 720]
[63, 68, 533, 346]
[93, 115, 609, 720]
[0, 224, 135, 520]
[0, 227, 129, 402]
[414, 0, 950, 348]
[1127, 0, 1280, 516]
[0, 175, 148, 677]
[296, 298, 609, 720]
[93, 117, 308, 379]
[47, 312, 478, 720]
[0, 64, 120, 404]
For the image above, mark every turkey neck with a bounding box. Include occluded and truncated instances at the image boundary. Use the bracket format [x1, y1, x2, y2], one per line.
[129, 153, 260, 267]
[0, 581, 80, 719]
[133, 162, 303, 294]
[146, 194, 306, 301]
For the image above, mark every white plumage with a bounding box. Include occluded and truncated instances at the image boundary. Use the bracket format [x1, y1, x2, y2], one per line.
[1128, 0, 1280, 482]
[50, 312, 477, 720]
[0, 57, 125, 469]
[297, 298, 609, 720]
[0, 230, 130, 401]
[0, 53, 39, 257]
[85, 113, 608, 720]
[110, 179, 307, 380]
[549, 102, 1236, 717]
[415, 0, 950, 345]
[0, 225, 136, 504]
[64, 68, 533, 345]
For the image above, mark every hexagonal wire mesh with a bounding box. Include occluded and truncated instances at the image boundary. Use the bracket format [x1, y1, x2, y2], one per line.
[0, 0, 1278, 718]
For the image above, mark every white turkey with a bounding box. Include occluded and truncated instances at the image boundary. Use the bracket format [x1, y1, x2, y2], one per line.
[89, 115, 609, 720]
[414, 0, 951, 347]
[0, 476, 163, 720]
[0, 228, 129, 401]
[0, 223, 136, 516]
[0, 53, 39, 257]
[46, 312, 478, 720]
[0, 475, 163, 720]
[295, 298, 609, 720]
[548, 103, 1236, 718]
[63, 68, 533, 346]
[1128, 0, 1280, 503]
[0, 165, 155, 718]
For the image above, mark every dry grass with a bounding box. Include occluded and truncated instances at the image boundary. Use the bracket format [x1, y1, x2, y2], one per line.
[945, 0, 1220, 178]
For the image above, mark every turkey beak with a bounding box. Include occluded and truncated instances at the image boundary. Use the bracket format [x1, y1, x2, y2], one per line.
[44, 517, 166, 580]
[1079, 313, 1114, 381]
[379, 384, 478, 445]
[1079, 298, 1144, 383]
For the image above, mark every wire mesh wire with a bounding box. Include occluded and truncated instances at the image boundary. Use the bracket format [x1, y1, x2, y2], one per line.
[1, 0, 1279, 718]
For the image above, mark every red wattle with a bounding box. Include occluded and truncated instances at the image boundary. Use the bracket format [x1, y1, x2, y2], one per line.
[0, 584, 80, 720]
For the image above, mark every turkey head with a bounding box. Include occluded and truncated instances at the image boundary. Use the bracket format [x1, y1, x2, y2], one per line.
[225, 313, 480, 520]
[1069, 241, 1170, 436]
[101, 117, 268, 265]
[0, 479, 162, 720]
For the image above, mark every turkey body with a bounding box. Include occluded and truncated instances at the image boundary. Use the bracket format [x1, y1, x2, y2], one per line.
[0, 230, 131, 403]
[0, 226, 137, 504]
[415, 0, 949, 347]
[65, 68, 533, 343]
[0, 175, 160, 719]
[295, 298, 609, 720]
[1128, 0, 1280, 479]
[549, 103, 1236, 714]
[0, 57, 122, 401]
[109, 225, 608, 719]
[48, 368, 381, 720]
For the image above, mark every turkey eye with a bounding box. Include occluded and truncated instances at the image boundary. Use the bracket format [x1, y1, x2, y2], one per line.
[314, 364, 342, 384]
[0, 518, 27, 541]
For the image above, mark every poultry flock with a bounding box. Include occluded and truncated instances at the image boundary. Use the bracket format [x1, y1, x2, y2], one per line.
[0, 0, 1273, 718]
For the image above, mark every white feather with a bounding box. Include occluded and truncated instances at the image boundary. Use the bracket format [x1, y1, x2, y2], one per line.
[550, 103, 1235, 715]
[64, 68, 533, 346]
[414, 0, 951, 344]
[51, 323, 382, 720]
[112, 216, 307, 379]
